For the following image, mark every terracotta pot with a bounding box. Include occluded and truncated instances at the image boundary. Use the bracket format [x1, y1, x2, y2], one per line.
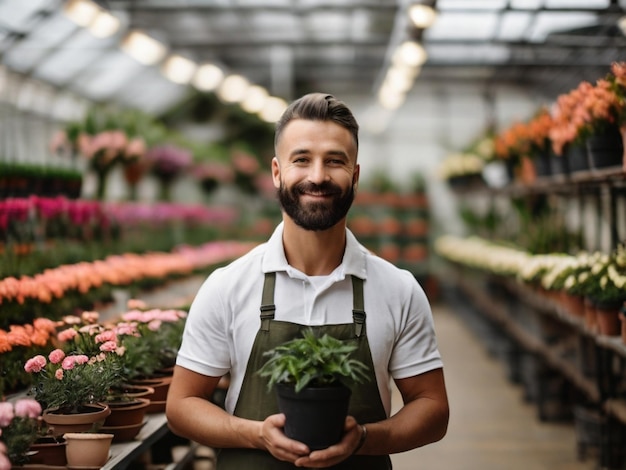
[620, 313, 626, 344]
[130, 376, 172, 401]
[560, 291, 585, 318]
[28, 436, 67, 466]
[110, 384, 155, 399]
[64, 432, 113, 468]
[129, 376, 172, 413]
[583, 298, 597, 334]
[105, 397, 150, 427]
[101, 420, 147, 442]
[43, 403, 111, 437]
[595, 305, 621, 336]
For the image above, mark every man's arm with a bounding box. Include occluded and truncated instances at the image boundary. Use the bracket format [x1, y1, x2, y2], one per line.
[165, 365, 310, 462]
[294, 368, 449, 468]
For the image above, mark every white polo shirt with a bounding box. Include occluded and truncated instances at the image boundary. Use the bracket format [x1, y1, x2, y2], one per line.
[176, 223, 443, 416]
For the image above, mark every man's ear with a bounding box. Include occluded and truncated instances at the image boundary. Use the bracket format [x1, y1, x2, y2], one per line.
[271, 157, 281, 188]
[353, 163, 360, 189]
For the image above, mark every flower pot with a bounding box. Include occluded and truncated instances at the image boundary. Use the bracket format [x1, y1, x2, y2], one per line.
[42, 404, 110, 437]
[583, 297, 597, 334]
[559, 291, 585, 318]
[586, 125, 624, 170]
[620, 312, 626, 344]
[275, 382, 351, 451]
[595, 305, 621, 336]
[64, 433, 113, 468]
[104, 397, 150, 427]
[130, 376, 172, 413]
[28, 437, 67, 467]
[101, 420, 147, 442]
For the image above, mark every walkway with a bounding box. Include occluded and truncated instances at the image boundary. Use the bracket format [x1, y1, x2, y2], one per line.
[391, 301, 594, 470]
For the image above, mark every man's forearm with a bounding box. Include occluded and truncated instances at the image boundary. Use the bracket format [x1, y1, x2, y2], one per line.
[358, 397, 449, 455]
[166, 397, 261, 450]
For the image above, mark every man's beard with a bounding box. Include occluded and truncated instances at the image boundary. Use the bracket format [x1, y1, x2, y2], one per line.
[278, 180, 355, 231]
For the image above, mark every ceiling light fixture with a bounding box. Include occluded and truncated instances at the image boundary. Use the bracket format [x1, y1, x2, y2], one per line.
[259, 96, 288, 123]
[162, 54, 197, 85]
[241, 85, 269, 113]
[121, 31, 167, 66]
[193, 63, 224, 92]
[217, 74, 250, 103]
[408, 3, 437, 29]
[64, 0, 99, 28]
[88, 10, 120, 38]
[393, 40, 428, 68]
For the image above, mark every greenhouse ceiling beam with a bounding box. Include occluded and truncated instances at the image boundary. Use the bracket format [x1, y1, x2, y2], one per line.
[107, 2, 397, 12]
[107, 3, 617, 14]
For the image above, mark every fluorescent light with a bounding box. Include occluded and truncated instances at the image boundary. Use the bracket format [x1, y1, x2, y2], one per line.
[378, 84, 406, 110]
[64, 0, 99, 27]
[192, 63, 224, 91]
[393, 41, 428, 67]
[162, 54, 197, 84]
[88, 10, 120, 38]
[121, 31, 167, 65]
[408, 4, 437, 29]
[241, 85, 268, 113]
[217, 74, 250, 103]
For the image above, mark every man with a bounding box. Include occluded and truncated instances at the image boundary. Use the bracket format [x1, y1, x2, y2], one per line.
[166, 93, 449, 469]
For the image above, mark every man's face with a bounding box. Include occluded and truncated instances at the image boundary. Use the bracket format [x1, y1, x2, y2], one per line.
[272, 119, 359, 231]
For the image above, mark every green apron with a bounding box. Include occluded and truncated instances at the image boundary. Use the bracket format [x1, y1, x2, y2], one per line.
[217, 272, 392, 469]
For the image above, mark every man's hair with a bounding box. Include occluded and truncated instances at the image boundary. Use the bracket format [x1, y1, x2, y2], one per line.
[274, 93, 359, 151]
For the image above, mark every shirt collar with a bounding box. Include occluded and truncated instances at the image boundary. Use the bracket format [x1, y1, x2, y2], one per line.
[262, 221, 367, 280]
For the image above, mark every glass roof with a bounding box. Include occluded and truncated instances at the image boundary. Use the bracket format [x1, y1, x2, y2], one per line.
[0, 0, 623, 119]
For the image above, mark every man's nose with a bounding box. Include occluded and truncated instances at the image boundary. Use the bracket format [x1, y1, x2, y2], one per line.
[308, 160, 329, 184]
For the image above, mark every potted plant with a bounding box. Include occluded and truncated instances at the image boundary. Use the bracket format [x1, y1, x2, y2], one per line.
[24, 348, 121, 436]
[0, 398, 42, 466]
[257, 329, 369, 450]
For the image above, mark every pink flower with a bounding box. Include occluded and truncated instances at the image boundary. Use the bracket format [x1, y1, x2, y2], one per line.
[99, 341, 117, 352]
[95, 330, 116, 343]
[61, 356, 76, 370]
[81, 311, 100, 324]
[57, 328, 78, 342]
[148, 320, 162, 331]
[13, 398, 42, 418]
[48, 349, 66, 364]
[55, 369, 63, 380]
[0, 402, 14, 427]
[74, 354, 89, 365]
[24, 355, 47, 373]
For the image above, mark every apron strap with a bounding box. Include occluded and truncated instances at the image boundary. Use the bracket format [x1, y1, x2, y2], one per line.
[351, 276, 366, 338]
[260, 272, 367, 337]
[260, 272, 276, 331]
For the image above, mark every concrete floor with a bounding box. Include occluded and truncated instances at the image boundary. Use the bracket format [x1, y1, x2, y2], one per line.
[390, 302, 595, 470]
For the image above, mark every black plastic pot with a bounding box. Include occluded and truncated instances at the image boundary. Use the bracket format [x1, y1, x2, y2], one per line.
[276, 382, 351, 450]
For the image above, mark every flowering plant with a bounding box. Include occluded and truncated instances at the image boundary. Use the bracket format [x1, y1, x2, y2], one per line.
[24, 348, 123, 413]
[494, 108, 553, 162]
[550, 67, 623, 155]
[0, 318, 57, 398]
[0, 398, 42, 466]
[116, 303, 187, 379]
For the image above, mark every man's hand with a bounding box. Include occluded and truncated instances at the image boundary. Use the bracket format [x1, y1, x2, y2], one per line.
[293, 416, 362, 468]
[262, 413, 311, 463]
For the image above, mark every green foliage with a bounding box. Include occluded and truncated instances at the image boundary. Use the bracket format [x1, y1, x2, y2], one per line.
[257, 329, 370, 393]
